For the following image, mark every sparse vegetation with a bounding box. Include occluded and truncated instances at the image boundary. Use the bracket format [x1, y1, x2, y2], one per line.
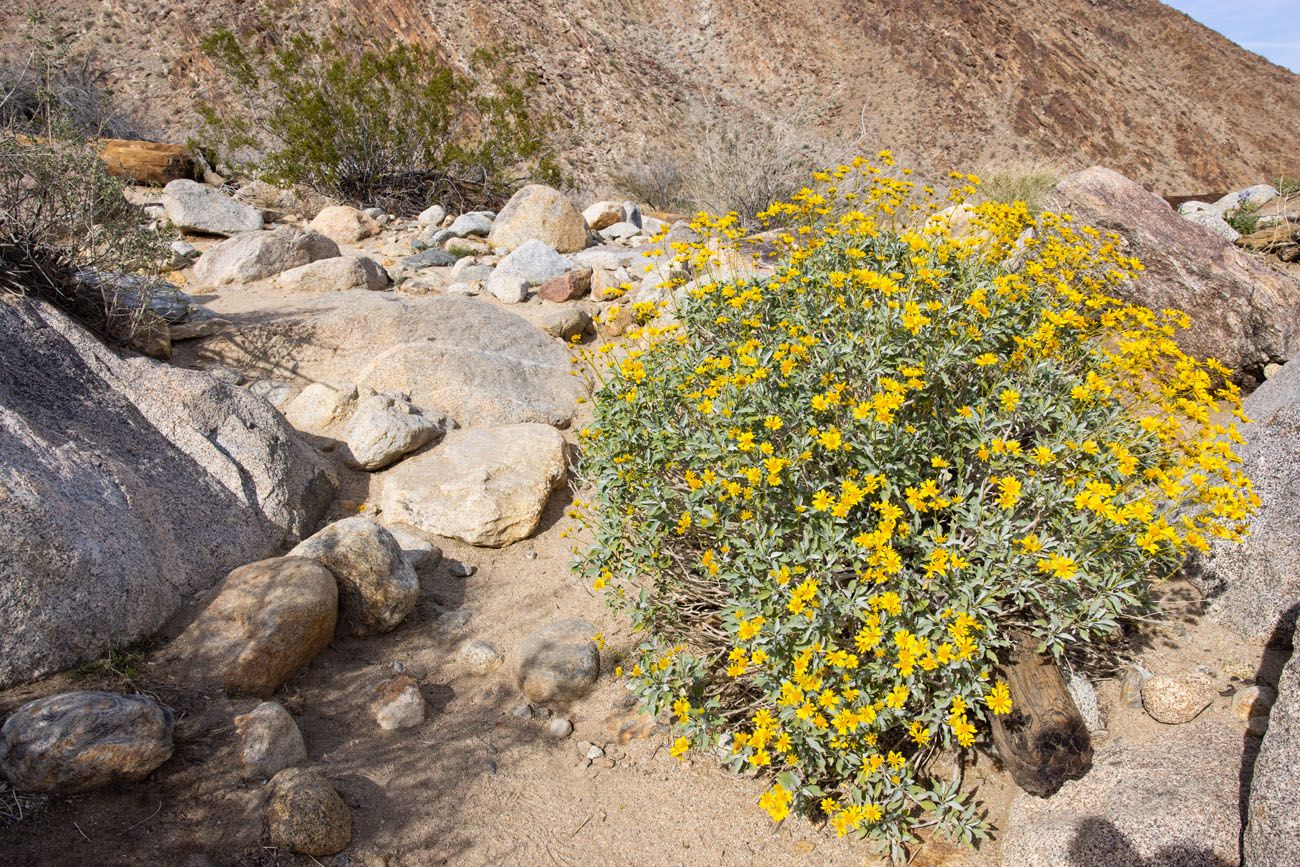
[1274, 175, 1300, 197]
[614, 116, 830, 225]
[1225, 200, 1261, 236]
[575, 155, 1257, 860]
[0, 14, 167, 345]
[0, 11, 145, 140]
[974, 160, 1062, 213]
[0, 134, 169, 344]
[197, 31, 563, 214]
[613, 155, 691, 214]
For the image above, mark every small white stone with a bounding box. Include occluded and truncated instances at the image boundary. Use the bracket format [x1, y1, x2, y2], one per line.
[548, 718, 574, 739]
[372, 675, 425, 730]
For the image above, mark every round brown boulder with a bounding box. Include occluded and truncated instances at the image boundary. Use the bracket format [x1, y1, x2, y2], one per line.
[160, 557, 337, 697]
[0, 691, 174, 794]
[265, 767, 352, 856]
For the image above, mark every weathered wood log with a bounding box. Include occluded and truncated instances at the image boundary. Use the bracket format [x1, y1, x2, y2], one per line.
[96, 139, 197, 186]
[988, 632, 1092, 796]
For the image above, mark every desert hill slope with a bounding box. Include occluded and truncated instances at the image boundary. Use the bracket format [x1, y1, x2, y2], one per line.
[6, 0, 1300, 192]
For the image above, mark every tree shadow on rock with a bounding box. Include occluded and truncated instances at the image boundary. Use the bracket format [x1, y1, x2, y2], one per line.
[1067, 817, 1235, 867]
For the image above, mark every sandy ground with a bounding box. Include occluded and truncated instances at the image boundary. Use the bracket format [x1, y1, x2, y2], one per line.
[0, 217, 1285, 866]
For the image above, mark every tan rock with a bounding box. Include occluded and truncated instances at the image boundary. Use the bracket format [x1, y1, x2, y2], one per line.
[535, 304, 591, 340]
[341, 394, 447, 471]
[371, 674, 425, 730]
[284, 382, 368, 435]
[193, 226, 339, 286]
[488, 184, 589, 253]
[310, 205, 380, 244]
[273, 255, 389, 293]
[582, 200, 624, 231]
[233, 701, 306, 781]
[1233, 684, 1278, 721]
[160, 557, 337, 697]
[517, 619, 600, 704]
[265, 768, 352, 856]
[289, 518, 419, 636]
[1141, 672, 1216, 724]
[380, 423, 568, 547]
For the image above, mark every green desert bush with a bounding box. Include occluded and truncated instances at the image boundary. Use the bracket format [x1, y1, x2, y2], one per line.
[198, 31, 561, 213]
[573, 155, 1257, 861]
[1225, 200, 1261, 236]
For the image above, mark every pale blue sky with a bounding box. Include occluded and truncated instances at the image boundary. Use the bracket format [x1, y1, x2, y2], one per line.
[1163, 1, 1300, 72]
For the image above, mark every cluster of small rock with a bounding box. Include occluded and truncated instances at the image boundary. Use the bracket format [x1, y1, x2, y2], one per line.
[1176, 182, 1300, 263]
[0, 536, 602, 857]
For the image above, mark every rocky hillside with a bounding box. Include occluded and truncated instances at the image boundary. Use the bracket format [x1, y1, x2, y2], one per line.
[7, 0, 1300, 193]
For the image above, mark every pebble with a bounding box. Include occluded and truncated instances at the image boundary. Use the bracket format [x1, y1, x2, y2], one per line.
[547, 718, 574, 739]
[585, 744, 605, 760]
[511, 702, 534, 720]
[449, 561, 476, 578]
[1120, 662, 1153, 708]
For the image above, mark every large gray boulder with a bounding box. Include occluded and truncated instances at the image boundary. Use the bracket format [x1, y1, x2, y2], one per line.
[1051, 167, 1300, 376]
[1245, 622, 1300, 866]
[0, 298, 335, 688]
[163, 179, 263, 236]
[1186, 359, 1300, 642]
[1000, 719, 1251, 866]
[0, 691, 174, 794]
[193, 226, 340, 286]
[488, 184, 589, 253]
[380, 423, 568, 547]
[180, 293, 584, 428]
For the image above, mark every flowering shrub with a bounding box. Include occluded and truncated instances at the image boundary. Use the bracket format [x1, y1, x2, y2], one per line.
[573, 154, 1257, 860]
